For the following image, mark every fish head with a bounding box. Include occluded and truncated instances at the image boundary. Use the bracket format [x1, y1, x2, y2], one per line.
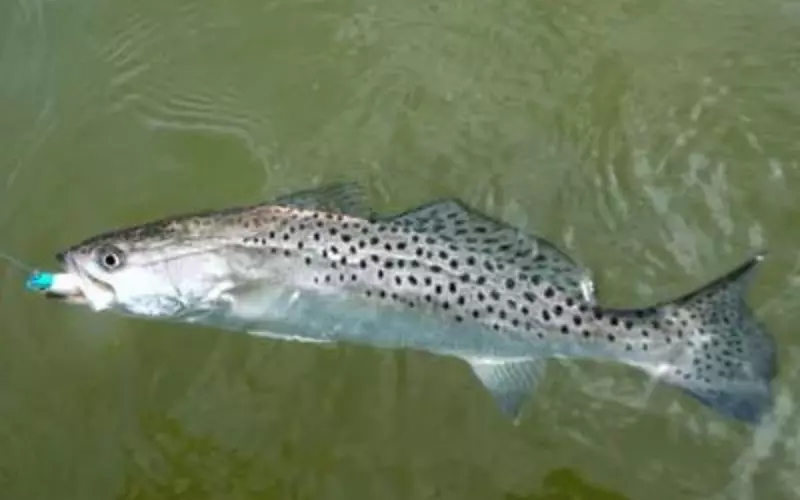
[50, 214, 252, 319]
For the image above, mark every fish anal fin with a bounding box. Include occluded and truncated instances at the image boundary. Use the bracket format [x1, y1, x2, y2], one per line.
[270, 182, 371, 217]
[467, 358, 546, 424]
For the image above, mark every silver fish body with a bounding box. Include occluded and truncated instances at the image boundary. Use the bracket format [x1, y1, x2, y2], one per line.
[47, 183, 776, 424]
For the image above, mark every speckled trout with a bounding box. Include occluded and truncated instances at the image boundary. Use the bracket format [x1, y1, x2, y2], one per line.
[34, 183, 776, 424]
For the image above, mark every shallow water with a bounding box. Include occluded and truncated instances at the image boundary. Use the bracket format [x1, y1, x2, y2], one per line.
[1, 0, 799, 498]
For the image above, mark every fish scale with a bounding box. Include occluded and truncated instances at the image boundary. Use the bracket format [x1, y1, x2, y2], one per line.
[238, 206, 607, 355]
[40, 182, 777, 425]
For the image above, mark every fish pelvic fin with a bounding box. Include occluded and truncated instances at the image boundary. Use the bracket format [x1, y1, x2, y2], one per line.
[645, 253, 776, 424]
[466, 357, 546, 424]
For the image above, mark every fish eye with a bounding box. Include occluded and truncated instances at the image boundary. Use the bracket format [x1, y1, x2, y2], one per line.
[96, 246, 125, 271]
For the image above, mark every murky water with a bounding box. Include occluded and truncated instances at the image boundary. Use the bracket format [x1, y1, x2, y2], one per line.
[2, 0, 799, 498]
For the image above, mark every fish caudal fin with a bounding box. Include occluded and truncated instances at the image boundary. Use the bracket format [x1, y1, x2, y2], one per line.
[649, 253, 776, 424]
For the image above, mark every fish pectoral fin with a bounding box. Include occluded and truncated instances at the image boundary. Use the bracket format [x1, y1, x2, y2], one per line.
[248, 330, 331, 344]
[467, 358, 546, 424]
[269, 182, 372, 217]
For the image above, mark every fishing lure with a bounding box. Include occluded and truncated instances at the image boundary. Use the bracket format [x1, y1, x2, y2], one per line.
[25, 270, 81, 295]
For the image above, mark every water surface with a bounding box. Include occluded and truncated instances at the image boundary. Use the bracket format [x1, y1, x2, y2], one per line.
[1, 0, 799, 498]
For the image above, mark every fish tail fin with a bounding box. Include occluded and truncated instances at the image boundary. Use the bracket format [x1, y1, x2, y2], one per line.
[650, 253, 776, 423]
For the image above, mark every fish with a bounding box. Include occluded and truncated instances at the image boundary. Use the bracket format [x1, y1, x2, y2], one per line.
[39, 182, 777, 424]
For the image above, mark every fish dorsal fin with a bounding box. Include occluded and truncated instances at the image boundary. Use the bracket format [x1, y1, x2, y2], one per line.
[270, 182, 371, 217]
[385, 200, 595, 302]
[467, 358, 546, 424]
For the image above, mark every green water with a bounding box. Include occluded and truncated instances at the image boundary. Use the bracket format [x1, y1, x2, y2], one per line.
[2, 0, 799, 498]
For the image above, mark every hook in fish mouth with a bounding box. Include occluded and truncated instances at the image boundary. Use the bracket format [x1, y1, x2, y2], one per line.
[36, 254, 115, 308]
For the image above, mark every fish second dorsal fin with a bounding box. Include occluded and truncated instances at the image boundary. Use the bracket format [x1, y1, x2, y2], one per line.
[270, 182, 372, 218]
[384, 199, 596, 303]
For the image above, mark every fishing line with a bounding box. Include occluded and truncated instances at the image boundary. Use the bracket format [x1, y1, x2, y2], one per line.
[0, 251, 53, 292]
[0, 251, 36, 274]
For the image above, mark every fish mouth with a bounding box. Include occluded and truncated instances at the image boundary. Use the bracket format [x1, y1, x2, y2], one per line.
[47, 252, 115, 309]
